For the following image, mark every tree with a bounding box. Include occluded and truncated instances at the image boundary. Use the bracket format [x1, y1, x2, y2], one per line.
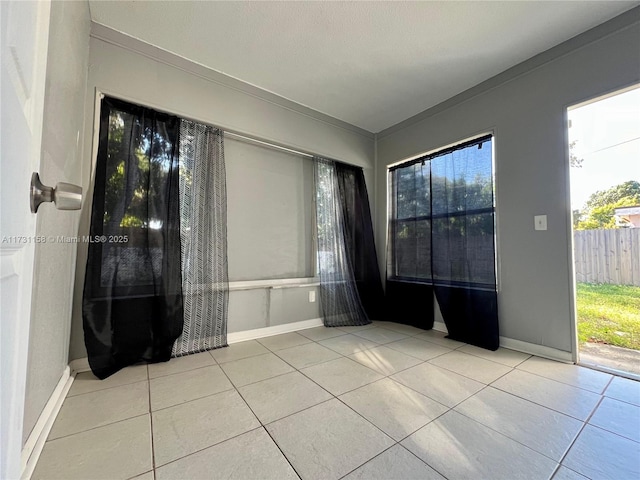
[575, 180, 640, 230]
[569, 140, 583, 168]
[584, 180, 640, 211]
[103, 111, 178, 231]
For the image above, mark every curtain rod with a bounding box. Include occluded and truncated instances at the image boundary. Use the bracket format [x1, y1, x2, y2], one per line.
[389, 134, 493, 172]
[224, 131, 314, 158]
[224, 132, 364, 172]
[98, 92, 316, 160]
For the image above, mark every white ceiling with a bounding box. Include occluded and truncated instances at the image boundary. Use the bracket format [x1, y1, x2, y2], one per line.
[89, 1, 639, 133]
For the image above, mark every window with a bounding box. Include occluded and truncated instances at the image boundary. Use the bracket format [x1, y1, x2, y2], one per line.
[388, 134, 495, 288]
[90, 97, 180, 297]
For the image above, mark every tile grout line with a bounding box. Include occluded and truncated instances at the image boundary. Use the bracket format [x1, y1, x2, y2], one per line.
[514, 363, 613, 395]
[206, 341, 611, 475]
[67, 376, 149, 398]
[581, 399, 640, 445]
[488, 382, 598, 424]
[377, 371, 454, 410]
[271, 348, 345, 370]
[331, 325, 461, 479]
[245, 357, 428, 429]
[297, 359, 387, 397]
[424, 356, 514, 385]
[583, 421, 640, 445]
[267, 333, 409, 398]
[334, 386, 455, 474]
[264, 331, 404, 479]
[261, 425, 304, 479]
[260, 396, 337, 429]
[246, 333, 413, 442]
[42, 412, 151, 443]
[601, 371, 616, 393]
[147, 358, 219, 380]
[260, 339, 372, 406]
[333, 394, 397, 444]
[489, 365, 613, 419]
[37, 324, 638, 479]
[451, 382, 578, 467]
[447, 345, 533, 369]
[152, 425, 267, 472]
[336, 444, 406, 480]
[217, 359, 304, 479]
[149, 362, 271, 471]
[221, 364, 296, 390]
[400, 443, 452, 480]
[553, 395, 606, 473]
[149, 380, 236, 412]
[379, 343, 455, 363]
[145, 354, 354, 449]
[146, 365, 157, 476]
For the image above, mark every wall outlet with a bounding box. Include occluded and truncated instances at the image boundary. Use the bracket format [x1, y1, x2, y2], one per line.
[308, 290, 316, 303]
[534, 215, 548, 231]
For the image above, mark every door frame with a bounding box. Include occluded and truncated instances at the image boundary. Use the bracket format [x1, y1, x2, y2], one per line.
[564, 82, 640, 374]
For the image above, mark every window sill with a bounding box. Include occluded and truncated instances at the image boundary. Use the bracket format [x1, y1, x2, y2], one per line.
[229, 277, 319, 291]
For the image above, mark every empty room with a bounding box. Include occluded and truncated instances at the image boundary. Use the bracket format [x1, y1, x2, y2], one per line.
[2, 1, 639, 480]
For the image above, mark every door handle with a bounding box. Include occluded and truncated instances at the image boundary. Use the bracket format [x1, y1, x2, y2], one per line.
[30, 172, 82, 213]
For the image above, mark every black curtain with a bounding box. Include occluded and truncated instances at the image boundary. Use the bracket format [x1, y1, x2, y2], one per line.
[387, 135, 498, 350]
[83, 97, 184, 379]
[430, 138, 498, 349]
[314, 158, 384, 327]
[385, 280, 434, 329]
[386, 161, 435, 329]
[334, 163, 385, 319]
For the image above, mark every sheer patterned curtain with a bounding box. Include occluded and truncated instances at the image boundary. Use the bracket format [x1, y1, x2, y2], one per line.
[83, 97, 230, 379]
[173, 121, 229, 355]
[315, 157, 370, 326]
[83, 97, 184, 379]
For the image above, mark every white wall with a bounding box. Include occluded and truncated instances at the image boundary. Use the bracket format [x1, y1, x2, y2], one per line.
[69, 29, 374, 360]
[23, 0, 90, 442]
[375, 11, 640, 354]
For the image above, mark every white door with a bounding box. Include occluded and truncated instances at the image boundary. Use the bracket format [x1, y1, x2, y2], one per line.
[1, 1, 51, 479]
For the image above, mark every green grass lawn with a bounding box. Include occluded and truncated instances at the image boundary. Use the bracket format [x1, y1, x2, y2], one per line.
[577, 283, 640, 350]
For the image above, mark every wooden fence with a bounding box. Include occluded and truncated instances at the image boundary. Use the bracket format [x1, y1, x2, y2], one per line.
[574, 229, 640, 286]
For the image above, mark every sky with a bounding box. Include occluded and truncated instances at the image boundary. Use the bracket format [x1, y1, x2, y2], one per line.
[568, 86, 640, 210]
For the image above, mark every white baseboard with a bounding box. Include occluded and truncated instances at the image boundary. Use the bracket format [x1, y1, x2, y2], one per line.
[69, 316, 573, 375]
[433, 321, 572, 363]
[228, 318, 323, 344]
[499, 337, 573, 363]
[21, 367, 74, 480]
[69, 357, 91, 374]
[68, 318, 325, 374]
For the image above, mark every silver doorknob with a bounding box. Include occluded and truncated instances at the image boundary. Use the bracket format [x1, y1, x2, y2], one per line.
[30, 172, 82, 213]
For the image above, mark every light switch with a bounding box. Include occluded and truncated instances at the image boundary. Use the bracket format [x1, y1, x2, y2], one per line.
[534, 215, 547, 231]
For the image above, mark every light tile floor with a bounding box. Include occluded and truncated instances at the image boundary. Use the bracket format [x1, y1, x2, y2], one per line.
[33, 321, 640, 480]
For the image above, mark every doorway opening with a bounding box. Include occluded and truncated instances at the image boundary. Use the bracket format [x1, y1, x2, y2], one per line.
[568, 85, 640, 378]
